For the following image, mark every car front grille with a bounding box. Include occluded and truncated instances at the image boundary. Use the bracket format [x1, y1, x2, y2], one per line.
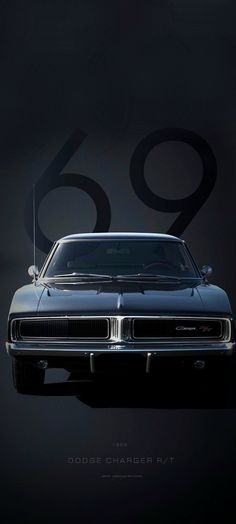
[11, 316, 230, 343]
[14, 317, 109, 340]
[132, 318, 223, 339]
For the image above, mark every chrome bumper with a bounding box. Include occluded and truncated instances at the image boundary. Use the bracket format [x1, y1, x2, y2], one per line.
[6, 340, 236, 358]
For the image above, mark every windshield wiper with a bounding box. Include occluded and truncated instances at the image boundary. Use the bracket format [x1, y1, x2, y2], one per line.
[114, 273, 181, 281]
[43, 272, 199, 282]
[44, 272, 113, 280]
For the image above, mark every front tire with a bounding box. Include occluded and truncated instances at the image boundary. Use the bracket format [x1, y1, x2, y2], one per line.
[12, 358, 45, 394]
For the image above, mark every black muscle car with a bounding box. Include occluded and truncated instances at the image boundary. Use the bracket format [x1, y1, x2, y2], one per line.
[6, 232, 236, 393]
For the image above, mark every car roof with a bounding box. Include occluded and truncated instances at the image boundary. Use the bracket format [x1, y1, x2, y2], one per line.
[58, 232, 183, 243]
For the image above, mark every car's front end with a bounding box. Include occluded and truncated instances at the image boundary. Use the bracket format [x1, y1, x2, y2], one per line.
[6, 232, 236, 392]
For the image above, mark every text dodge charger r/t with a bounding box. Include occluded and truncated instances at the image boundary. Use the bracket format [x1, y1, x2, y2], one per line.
[6, 232, 236, 393]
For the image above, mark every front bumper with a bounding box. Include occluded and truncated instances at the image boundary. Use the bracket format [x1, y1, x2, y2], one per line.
[6, 340, 236, 375]
[6, 340, 236, 358]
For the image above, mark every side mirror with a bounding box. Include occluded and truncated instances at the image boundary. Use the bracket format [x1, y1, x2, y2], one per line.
[28, 265, 39, 280]
[201, 265, 212, 279]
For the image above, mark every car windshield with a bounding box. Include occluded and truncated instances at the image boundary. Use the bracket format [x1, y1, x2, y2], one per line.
[42, 239, 199, 279]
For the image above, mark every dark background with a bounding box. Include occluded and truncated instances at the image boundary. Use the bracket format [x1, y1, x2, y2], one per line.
[1, 1, 236, 522]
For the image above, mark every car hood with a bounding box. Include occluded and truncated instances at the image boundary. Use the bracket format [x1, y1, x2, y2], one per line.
[26, 280, 232, 317]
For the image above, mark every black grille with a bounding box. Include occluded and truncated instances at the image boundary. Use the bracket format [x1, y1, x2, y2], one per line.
[132, 318, 223, 339]
[18, 318, 109, 339]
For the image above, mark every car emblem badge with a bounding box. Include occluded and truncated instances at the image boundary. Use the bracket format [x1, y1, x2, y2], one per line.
[176, 326, 196, 331]
[199, 325, 213, 332]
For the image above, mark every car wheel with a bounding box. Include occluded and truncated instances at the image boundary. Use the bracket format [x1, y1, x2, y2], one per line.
[12, 358, 45, 394]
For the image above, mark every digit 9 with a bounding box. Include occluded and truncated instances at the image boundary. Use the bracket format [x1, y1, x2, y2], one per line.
[130, 128, 217, 236]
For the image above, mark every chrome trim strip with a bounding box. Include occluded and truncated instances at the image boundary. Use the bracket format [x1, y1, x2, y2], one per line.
[7, 341, 235, 350]
[38, 242, 59, 279]
[146, 352, 151, 373]
[90, 353, 95, 373]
